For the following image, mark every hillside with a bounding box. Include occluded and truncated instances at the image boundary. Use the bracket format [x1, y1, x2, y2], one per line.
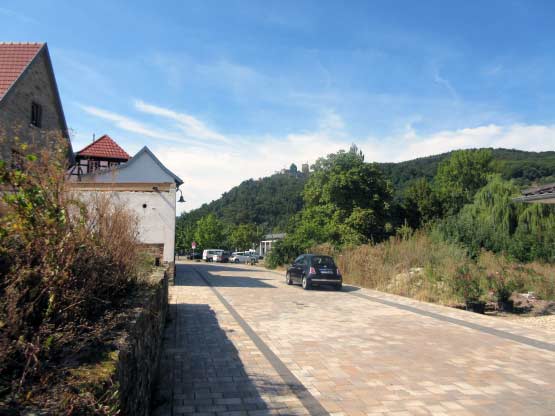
[181, 170, 307, 231]
[179, 148, 555, 232]
[380, 148, 555, 193]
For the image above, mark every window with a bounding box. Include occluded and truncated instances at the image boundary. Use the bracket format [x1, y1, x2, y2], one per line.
[312, 256, 335, 267]
[294, 255, 304, 264]
[87, 160, 100, 173]
[30, 102, 42, 127]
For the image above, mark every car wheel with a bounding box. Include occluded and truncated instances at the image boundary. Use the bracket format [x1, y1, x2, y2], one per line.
[302, 276, 311, 290]
[285, 272, 292, 285]
[334, 283, 342, 291]
[234, 259, 240, 263]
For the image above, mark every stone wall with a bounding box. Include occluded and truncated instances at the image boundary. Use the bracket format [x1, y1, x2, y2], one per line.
[116, 267, 169, 416]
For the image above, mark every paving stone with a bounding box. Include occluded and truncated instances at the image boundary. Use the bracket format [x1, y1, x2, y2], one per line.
[152, 262, 555, 416]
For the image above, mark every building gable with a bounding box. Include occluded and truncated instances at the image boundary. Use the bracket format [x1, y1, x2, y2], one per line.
[0, 43, 72, 163]
[86, 146, 183, 185]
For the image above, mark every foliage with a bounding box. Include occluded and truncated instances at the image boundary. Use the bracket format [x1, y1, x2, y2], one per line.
[265, 146, 393, 266]
[380, 147, 555, 197]
[437, 175, 555, 262]
[265, 239, 303, 269]
[194, 213, 225, 250]
[176, 147, 555, 264]
[0, 144, 145, 412]
[434, 149, 493, 215]
[229, 223, 263, 251]
[302, 145, 392, 243]
[311, 231, 555, 305]
[450, 266, 485, 303]
[402, 178, 441, 227]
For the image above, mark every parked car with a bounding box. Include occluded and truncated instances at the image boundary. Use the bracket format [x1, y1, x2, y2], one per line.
[230, 251, 254, 263]
[286, 254, 342, 290]
[187, 251, 202, 260]
[203, 249, 223, 262]
[213, 251, 230, 263]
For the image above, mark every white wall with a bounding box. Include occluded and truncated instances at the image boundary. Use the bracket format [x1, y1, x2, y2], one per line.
[78, 188, 176, 263]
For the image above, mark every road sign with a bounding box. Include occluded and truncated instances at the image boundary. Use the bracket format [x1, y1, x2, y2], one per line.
[191, 241, 197, 249]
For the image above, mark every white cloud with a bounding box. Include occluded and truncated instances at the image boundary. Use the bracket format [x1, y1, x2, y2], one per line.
[134, 100, 230, 143]
[80, 105, 208, 146]
[80, 100, 555, 213]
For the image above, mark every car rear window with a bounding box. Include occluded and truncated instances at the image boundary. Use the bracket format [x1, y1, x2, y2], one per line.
[312, 256, 335, 267]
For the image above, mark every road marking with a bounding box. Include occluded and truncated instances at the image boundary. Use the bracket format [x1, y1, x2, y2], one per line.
[190, 265, 330, 416]
[348, 291, 555, 352]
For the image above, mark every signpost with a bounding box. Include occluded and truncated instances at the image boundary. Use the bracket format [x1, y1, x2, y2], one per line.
[191, 241, 196, 260]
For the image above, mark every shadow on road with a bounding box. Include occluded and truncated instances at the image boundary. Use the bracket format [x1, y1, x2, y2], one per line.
[175, 263, 277, 288]
[152, 303, 298, 415]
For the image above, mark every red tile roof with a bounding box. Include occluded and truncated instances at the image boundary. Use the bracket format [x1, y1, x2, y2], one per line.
[76, 134, 130, 160]
[0, 42, 44, 100]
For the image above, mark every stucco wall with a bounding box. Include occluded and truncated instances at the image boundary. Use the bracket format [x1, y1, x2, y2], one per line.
[0, 48, 69, 161]
[78, 188, 176, 263]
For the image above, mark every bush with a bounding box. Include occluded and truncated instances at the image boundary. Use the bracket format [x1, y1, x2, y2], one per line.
[309, 230, 555, 305]
[265, 239, 303, 268]
[436, 175, 555, 263]
[0, 144, 145, 409]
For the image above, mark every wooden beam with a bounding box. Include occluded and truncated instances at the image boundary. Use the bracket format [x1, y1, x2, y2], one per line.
[67, 182, 175, 192]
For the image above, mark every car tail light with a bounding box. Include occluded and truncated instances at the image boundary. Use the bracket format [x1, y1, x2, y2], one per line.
[336, 268, 341, 276]
[309, 266, 316, 275]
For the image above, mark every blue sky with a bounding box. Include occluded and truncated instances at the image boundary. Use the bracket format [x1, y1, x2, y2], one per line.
[2, 1, 555, 211]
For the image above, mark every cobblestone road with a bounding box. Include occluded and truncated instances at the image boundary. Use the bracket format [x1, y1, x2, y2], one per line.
[153, 262, 554, 416]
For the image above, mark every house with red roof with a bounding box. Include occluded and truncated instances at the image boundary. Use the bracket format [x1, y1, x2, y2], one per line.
[69, 134, 131, 177]
[69, 136, 184, 274]
[0, 42, 73, 164]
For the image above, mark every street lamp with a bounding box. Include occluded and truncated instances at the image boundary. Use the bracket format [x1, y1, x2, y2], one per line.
[178, 188, 186, 203]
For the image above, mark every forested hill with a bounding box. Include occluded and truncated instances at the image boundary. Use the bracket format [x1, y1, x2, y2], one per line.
[182, 170, 308, 231]
[380, 148, 555, 193]
[179, 148, 555, 231]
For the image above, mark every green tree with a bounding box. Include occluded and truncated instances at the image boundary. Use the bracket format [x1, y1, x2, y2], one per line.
[435, 149, 493, 215]
[194, 213, 225, 249]
[301, 145, 392, 244]
[403, 178, 441, 227]
[229, 223, 263, 250]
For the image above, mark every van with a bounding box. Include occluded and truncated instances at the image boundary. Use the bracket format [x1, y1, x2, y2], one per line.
[213, 251, 230, 263]
[202, 249, 223, 262]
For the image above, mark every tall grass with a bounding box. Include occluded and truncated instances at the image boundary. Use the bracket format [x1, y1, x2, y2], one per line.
[313, 231, 555, 305]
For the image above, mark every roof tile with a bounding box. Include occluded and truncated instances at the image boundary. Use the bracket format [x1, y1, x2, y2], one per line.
[76, 134, 130, 160]
[0, 42, 44, 100]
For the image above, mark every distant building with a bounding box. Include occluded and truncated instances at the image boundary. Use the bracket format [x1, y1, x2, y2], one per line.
[259, 233, 286, 256]
[69, 139, 184, 273]
[0, 42, 73, 164]
[514, 183, 555, 204]
[302, 163, 309, 174]
[69, 134, 130, 178]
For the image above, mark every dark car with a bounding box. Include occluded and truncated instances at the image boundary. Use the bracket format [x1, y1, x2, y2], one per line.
[286, 254, 342, 290]
[187, 251, 202, 260]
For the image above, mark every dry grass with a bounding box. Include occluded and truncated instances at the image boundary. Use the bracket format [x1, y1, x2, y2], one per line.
[314, 231, 555, 305]
[0, 142, 152, 413]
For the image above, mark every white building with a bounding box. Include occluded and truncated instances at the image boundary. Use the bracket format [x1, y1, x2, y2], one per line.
[69, 137, 183, 273]
[259, 233, 286, 257]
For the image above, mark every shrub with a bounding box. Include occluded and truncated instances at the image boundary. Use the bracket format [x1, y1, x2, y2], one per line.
[450, 266, 485, 303]
[0, 143, 144, 408]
